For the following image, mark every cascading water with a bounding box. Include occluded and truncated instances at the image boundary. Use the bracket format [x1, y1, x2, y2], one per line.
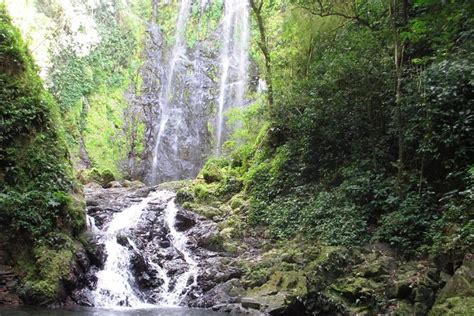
[162, 198, 198, 305]
[215, 0, 250, 156]
[150, 0, 192, 185]
[91, 190, 199, 308]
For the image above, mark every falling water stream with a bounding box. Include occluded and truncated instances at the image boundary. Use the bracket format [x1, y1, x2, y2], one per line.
[215, 0, 250, 155]
[91, 191, 198, 308]
[85, 0, 250, 311]
[150, 0, 192, 185]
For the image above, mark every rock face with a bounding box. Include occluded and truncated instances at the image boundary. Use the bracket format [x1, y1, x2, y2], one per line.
[0, 252, 21, 305]
[135, 11, 217, 184]
[73, 184, 249, 310]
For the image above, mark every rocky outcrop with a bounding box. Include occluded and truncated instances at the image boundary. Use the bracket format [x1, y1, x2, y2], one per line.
[0, 260, 21, 305]
[70, 184, 474, 315]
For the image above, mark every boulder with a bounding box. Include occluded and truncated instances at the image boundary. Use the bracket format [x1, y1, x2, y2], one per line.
[175, 210, 196, 231]
[241, 297, 261, 310]
[105, 181, 122, 188]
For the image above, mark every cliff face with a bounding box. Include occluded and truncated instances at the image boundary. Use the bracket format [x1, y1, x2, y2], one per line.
[4, 0, 151, 178]
[137, 1, 222, 184]
[4, 1, 253, 184]
[0, 4, 85, 304]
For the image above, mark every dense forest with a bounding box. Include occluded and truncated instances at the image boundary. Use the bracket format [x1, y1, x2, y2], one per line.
[0, 0, 472, 315]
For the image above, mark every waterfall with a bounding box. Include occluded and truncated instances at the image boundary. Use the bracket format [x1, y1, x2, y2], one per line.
[91, 190, 199, 308]
[92, 192, 163, 307]
[161, 198, 198, 305]
[215, 0, 250, 156]
[150, 0, 192, 185]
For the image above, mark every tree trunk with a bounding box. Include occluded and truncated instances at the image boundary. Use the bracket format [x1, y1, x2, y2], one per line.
[249, 0, 274, 108]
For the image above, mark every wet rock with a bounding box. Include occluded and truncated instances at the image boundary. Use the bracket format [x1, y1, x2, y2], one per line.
[130, 252, 148, 275]
[241, 297, 261, 310]
[71, 288, 95, 307]
[105, 181, 122, 188]
[175, 210, 196, 231]
[193, 279, 244, 308]
[116, 231, 132, 249]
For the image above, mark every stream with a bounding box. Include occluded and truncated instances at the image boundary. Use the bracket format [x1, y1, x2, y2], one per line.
[67, 183, 250, 314]
[87, 190, 199, 308]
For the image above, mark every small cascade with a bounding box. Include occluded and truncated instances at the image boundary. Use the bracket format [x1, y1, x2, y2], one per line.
[161, 199, 198, 305]
[215, 0, 250, 156]
[90, 190, 199, 308]
[149, 0, 192, 185]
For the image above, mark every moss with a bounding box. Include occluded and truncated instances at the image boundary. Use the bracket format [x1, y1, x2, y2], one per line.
[157, 180, 192, 191]
[13, 237, 77, 304]
[185, 203, 223, 219]
[101, 169, 115, 184]
[0, 6, 86, 303]
[230, 194, 245, 210]
[430, 296, 474, 315]
[202, 163, 223, 184]
[176, 186, 195, 204]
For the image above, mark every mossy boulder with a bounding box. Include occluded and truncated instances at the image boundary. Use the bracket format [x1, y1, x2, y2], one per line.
[202, 163, 223, 183]
[101, 169, 115, 185]
[176, 186, 195, 204]
[77, 168, 116, 187]
[246, 270, 307, 313]
[430, 254, 474, 315]
[122, 180, 146, 188]
[183, 202, 223, 219]
[14, 239, 77, 305]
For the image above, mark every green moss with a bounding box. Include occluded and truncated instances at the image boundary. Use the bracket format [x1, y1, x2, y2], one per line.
[14, 236, 77, 303]
[430, 296, 474, 316]
[184, 202, 223, 219]
[0, 6, 86, 303]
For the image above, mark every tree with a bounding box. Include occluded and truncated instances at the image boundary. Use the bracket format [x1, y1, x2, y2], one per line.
[249, 0, 274, 107]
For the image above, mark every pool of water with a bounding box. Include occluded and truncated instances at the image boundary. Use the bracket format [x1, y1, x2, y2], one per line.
[0, 306, 229, 316]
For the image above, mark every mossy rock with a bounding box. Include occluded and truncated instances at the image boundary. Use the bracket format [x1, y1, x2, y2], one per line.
[245, 270, 307, 313]
[202, 164, 223, 183]
[101, 169, 115, 185]
[430, 296, 474, 315]
[329, 276, 378, 303]
[249, 270, 307, 296]
[193, 183, 220, 202]
[184, 203, 223, 219]
[430, 255, 474, 315]
[176, 186, 195, 204]
[15, 241, 76, 304]
[122, 180, 146, 188]
[157, 180, 192, 191]
[77, 168, 115, 186]
[230, 195, 245, 210]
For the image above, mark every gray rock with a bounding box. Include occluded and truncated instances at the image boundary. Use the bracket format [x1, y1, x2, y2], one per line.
[241, 297, 261, 310]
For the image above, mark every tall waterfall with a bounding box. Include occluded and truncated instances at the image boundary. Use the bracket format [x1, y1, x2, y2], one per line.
[215, 0, 250, 156]
[146, 0, 250, 183]
[149, 0, 192, 185]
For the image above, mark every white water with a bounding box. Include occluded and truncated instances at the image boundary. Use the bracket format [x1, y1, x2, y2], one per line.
[91, 190, 198, 308]
[162, 198, 198, 305]
[215, 0, 250, 156]
[150, 0, 192, 185]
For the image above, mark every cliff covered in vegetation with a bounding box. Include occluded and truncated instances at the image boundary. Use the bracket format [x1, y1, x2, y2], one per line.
[0, 4, 86, 304]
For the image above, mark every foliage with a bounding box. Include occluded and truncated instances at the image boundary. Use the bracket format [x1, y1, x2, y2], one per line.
[223, 0, 474, 256]
[0, 5, 84, 301]
[47, 1, 148, 177]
